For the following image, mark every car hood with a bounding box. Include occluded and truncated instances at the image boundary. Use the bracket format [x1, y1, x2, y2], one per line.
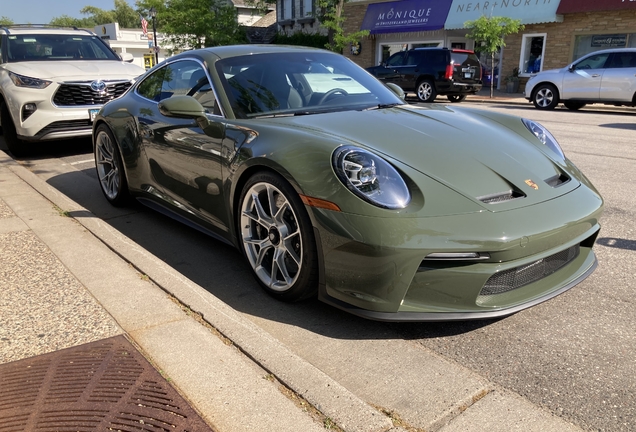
[269, 104, 579, 210]
[8, 60, 145, 81]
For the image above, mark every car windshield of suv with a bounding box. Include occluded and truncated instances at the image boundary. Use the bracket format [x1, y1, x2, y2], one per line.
[6, 34, 119, 62]
[217, 52, 405, 118]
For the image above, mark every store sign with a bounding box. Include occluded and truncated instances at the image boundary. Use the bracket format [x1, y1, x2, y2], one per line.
[591, 34, 627, 47]
[360, 0, 452, 34]
[445, 0, 562, 29]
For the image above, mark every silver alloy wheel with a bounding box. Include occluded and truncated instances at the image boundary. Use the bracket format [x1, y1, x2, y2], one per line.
[535, 87, 554, 108]
[417, 81, 433, 101]
[95, 130, 121, 200]
[240, 182, 303, 292]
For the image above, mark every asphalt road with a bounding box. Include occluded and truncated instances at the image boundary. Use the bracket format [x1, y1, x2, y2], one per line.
[2, 102, 634, 431]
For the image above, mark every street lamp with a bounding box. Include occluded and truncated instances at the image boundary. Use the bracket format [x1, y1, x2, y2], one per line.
[149, 7, 159, 65]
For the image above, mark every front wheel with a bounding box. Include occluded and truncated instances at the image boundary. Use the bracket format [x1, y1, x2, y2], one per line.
[532, 84, 559, 110]
[447, 94, 467, 103]
[238, 172, 318, 302]
[94, 124, 130, 206]
[416, 79, 437, 102]
[1, 101, 28, 157]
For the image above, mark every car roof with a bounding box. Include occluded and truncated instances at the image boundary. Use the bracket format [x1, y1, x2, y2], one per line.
[0, 25, 95, 36]
[173, 44, 335, 61]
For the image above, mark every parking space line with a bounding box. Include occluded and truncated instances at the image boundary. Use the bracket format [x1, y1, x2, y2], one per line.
[70, 159, 95, 166]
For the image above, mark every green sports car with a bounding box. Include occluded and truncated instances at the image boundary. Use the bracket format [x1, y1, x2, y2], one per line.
[92, 45, 604, 321]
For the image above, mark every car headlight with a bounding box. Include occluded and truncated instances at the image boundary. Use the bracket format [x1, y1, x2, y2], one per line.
[522, 119, 565, 161]
[9, 71, 52, 89]
[332, 146, 410, 209]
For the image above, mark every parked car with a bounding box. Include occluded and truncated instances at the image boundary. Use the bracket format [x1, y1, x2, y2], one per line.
[0, 25, 145, 156]
[366, 47, 483, 103]
[93, 45, 603, 322]
[525, 48, 636, 110]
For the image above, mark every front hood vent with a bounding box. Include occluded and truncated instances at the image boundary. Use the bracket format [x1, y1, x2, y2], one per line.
[478, 189, 526, 204]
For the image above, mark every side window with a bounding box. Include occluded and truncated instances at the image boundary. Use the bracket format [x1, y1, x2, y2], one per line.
[607, 52, 636, 68]
[575, 53, 610, 70]
[386, 52, 406, 67]
[406, 51, 423, 66]
[137, 67, 166, 101]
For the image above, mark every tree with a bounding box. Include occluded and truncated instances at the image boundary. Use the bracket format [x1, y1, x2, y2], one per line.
[136, 0, 246, 52]
[49, 15, 97, 28]
[317, 0, 368, 53]
[48, 1, 142, 29]
[464, 15, 524, 98]
[0, 16, 14, 26]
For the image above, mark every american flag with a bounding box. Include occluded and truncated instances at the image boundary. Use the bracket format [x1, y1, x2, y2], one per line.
[140, 14, 148, 36]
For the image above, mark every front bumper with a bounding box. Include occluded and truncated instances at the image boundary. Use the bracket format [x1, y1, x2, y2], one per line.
[311, 183, 603, 321]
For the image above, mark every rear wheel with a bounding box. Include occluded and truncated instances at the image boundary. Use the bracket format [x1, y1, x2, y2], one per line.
[0, 101, 28, 157]
[238, 171, 318, 302]
[532, 84, 559, 110]
[94, 124, 130, 206]
[447, 94, 467, 103]
[564, 101, 586, 111]
[416, 79, 437, 102]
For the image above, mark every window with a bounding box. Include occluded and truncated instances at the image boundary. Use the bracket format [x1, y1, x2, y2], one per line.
[282, 0, 292, 20]
[573, 33, 636, 61]
[573, 53, 610, 70]
[519, 33, 546, 75]
[137, 60, 219, 114]
[386, 51, 406, 67]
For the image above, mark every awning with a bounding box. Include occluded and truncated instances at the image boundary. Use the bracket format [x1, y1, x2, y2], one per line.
[360, 0, 452, 35]
[445, 0, 562, 30]
[557, 0, 636, 14]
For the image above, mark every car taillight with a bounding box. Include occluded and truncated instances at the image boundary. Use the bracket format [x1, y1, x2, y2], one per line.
[445, 64, 454, 80]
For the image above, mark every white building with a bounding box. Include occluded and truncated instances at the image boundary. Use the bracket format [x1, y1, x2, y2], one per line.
[94, 23, 167, 70]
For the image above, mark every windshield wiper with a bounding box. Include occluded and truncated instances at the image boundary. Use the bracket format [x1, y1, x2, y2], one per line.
[362, 103, 401, 111]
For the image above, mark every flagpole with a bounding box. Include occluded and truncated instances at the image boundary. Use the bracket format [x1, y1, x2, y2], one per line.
[149, 7, 159, 65]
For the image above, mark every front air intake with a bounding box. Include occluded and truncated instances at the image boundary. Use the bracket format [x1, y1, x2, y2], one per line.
[479, 244, 580, 297]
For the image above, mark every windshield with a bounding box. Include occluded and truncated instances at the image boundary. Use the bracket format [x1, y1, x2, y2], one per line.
[216, 51, 404, 118]
[6, 34, 120, 62]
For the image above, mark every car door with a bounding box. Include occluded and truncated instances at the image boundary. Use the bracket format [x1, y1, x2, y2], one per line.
[562, 52, 610, 100]
[136, 59, 230, 233]
[367, 51, 407, 82]
[599, 51, 636, 102]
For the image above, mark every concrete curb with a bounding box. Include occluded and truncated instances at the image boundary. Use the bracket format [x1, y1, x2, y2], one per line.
[2, 150, 392, 432]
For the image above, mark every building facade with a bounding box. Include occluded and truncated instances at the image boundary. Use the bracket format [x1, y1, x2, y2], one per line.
[339, 0, 636, 91]
[95, 23, 167, 70]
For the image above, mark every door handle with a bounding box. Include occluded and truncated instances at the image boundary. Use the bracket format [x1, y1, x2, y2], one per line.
[591, 74, 600, 78]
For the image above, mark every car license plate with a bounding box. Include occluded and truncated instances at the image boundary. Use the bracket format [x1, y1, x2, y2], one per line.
[464, 72, 473, 78]
[89, 108, 100, 122]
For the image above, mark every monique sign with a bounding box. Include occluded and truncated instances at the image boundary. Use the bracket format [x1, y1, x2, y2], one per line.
[360, 0, 452, 34]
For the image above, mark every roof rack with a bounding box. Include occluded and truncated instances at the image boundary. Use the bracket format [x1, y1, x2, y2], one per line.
[0, 24, 94, 35]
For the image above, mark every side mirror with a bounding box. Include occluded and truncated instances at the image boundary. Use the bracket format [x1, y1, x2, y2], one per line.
[120, 52, 134, 63]
[158, 95, 224, 139]
[568, 64, 575, 72]
[385, 82, 406, 100]
[158, 95, 206, 118]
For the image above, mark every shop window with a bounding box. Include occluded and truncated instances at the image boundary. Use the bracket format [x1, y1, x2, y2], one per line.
[573, 34, 636, 61]
[519, 33, 545, 75]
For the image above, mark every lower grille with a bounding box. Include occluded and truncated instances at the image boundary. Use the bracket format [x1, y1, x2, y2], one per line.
[479, 244, 580, 296]
[53, 81, 132, 106]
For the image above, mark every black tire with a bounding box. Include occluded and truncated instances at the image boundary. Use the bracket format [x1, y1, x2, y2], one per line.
[447, 94, 467, 103]
[0, 100, 29, 157]
[238, 171, 318, 302]
[416, 79, 437, 102]
[564, 101, 586, 111]
[94, 124, 130, 206]
[532, 84, 559, 110]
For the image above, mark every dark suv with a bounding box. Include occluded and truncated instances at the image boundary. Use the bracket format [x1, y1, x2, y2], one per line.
[366, 48, 483, 103]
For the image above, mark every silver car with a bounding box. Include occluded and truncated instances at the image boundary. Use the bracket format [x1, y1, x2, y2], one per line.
[525, 48, 636, 110]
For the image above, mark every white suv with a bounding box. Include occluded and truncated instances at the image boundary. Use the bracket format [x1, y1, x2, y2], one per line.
[0, 25, 145, 156]
[525, 48, 636, 111]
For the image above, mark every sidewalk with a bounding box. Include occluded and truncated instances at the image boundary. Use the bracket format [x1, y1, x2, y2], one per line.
[0, 147, 584, 432]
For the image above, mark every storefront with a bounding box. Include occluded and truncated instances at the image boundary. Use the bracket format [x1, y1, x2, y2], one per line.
[343, 0, 473, 69]
[556, 0, 636, 59]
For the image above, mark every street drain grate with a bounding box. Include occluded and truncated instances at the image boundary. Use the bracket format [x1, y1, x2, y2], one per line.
[0, 335, 215, 432]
